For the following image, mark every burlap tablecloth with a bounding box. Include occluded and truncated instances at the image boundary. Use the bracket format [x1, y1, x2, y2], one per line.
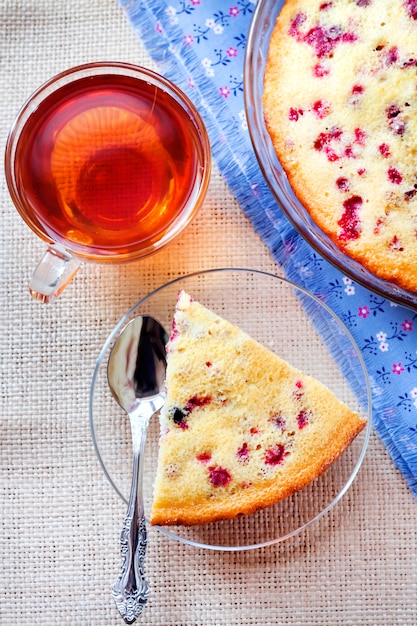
[1, 1, 417, 624]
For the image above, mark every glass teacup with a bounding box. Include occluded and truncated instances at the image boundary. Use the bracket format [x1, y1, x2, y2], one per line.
[5, 62, 211, 302]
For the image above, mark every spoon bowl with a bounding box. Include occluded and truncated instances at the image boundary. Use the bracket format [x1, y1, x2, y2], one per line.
[107, 315, 168, 623]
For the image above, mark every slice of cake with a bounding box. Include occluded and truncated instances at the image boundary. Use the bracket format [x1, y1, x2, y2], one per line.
[150, 291, 367, 526]
[263, 0, 417, 293]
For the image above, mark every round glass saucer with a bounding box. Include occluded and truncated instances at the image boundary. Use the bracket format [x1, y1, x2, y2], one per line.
[89, 268, 371, 551]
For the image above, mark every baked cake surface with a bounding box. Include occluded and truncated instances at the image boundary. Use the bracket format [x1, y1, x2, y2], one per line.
[150, 291, 366, 526]
[263, 0, 417, 293]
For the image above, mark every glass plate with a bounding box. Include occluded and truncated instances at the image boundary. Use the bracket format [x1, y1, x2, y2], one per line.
[89, 268, 371, 551]
[244, 0, 417, 310]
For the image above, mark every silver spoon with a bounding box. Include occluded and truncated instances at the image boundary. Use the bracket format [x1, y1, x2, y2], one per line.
[107, 315, 168, 624]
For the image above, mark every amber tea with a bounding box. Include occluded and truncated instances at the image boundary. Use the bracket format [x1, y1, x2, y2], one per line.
[8, 67, 210, 261]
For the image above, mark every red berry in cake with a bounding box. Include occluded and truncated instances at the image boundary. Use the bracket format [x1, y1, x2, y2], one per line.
[314, 127, 343, 161]
[336, 177, 350, 191]
[390, 235, 404, 251]
[374, 217, 386, 234]
[197, 452, 212, 463]
[297, 409, 312, 429]
[350, 84, 365, 105]
[388, 166, 403, 184]
[208, 465, 232, 487]
[288, 12, 307, 37]
[185, 395, 211, 411]
[313, 62, 330, 77]
[385, 46, 399, 65]
[270, 413, 287, 431]
[405, 0, 417, 20]
[405, 188, 417, 200]
[289, 13, 357, 58]
[386, 104, 406, 135]
[379, 143, 391, 158]
[338, 195, 363, 241]
[293, 379, 304, 402]
[312, 99, 330, 118]
[237, 442, 250, 463]
[169, 320, 179, 343]
[354, 128, 366, 145]
[265, 444, 288, 466]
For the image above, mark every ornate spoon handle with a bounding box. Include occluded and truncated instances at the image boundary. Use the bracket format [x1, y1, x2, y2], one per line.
[113, 416, 151, 624]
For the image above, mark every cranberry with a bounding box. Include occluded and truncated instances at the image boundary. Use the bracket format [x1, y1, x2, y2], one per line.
[378, 143, 391, 158]
[170, 319, 179, 341]
[336, 177, 350, 191]
[237, 442, 250, 463]
[297, 409, 311, 429]
[288, 12, 307, 37]
[270, 413, 287, 431]
[314, 127, 343, 161]
[185, 395, 211, 412]
[390, 236, 404, 251]
[289, 14, 357, 58]
[374, 217, 386, 234]
[312, 99, 330, 118]
[314, 63, 330, 77]
[344, 146, 356, 159]
[197, 452, 212, 463]
[405, 0, 417, 20]
[388, 167, 403, 184]
[338, 195, 363, 241]
[354, 128, 366, 145]
[405, 189, 417, 200]
[209, 466, 232, 487]
[265, 444, 288, 466]
[289, 107, 303, 121]
[386, 104, 405, 135]
[387, 104, 401, 118]
[385, 46, 399, 65]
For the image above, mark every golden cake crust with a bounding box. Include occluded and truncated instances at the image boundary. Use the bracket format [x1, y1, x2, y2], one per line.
[150, 292, 367, 527]
[263, 0, 417, 293]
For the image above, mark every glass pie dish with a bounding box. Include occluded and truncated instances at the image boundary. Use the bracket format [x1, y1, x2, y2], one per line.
[244, 0, 417, 310]
[89, 268, 372, 551]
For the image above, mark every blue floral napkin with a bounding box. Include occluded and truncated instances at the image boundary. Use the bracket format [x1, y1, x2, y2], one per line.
[118, 0, 417, 498]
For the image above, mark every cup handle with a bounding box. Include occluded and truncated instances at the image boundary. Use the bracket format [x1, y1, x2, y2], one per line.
[29, 244, 81, 303]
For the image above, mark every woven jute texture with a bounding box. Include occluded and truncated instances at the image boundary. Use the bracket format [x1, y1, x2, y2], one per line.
[1, 1, 417, 624]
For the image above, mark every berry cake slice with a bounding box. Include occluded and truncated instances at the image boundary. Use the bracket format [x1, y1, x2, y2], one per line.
[263, 0, 417, 293]
[150, 291, 366, 526]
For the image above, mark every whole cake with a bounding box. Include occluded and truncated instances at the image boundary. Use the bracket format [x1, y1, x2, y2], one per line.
[263, 0, 417, 293]
[150, 291, 367, 526]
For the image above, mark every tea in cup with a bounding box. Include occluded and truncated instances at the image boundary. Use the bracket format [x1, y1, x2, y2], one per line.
[5, 62, 211, 302]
